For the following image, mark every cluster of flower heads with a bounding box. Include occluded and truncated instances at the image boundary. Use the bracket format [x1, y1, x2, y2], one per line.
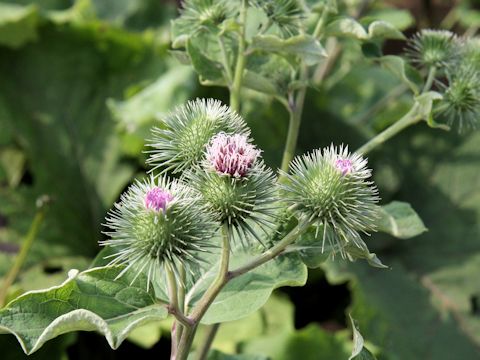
[406, 30, 480, 131]
[281, 145, 380, 257]
[103, 98, 381, 285]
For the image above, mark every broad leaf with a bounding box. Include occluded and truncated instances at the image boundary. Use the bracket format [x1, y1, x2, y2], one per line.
[250, 34, 326, 66]
[0, 3, 38, 48]
[187, 37, 226, 86]
[377, 201, 427, 239]
[325, 18, 367, 39]
[186, 252, 308, 324]
[379, 55, 420, 94]
[0, 266, 168, 354]
[367, 20, 405, 40]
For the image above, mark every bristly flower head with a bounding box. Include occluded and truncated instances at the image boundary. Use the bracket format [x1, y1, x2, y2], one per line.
[406, 29, 459, 68]
[435, 66, 480, 132]
[281, 145, 380, 257]
[251, 0, 305, 37]
[187, 133, 277, 246]
[462, 37, 480, 72]
[174, 0, 235, 36]
[101, 176, 218, 287]
[147, 98, 249, 174]
[206, 133, 260, 177]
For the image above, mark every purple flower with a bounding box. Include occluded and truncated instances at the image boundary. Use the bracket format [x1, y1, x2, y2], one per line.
[206, 133, 260, 177]
[145, 187, 173, 212]
[335, 158, 354, 175]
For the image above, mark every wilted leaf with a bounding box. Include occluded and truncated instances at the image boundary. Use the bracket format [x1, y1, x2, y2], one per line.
[367, 21, 405, 40]
[349, 315, 377, 360]
[325, 18, 367, 39]
[379, 55, 420, 95]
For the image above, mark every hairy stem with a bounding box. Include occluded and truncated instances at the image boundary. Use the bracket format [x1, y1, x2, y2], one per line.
[218, 36, 233, 84]
[0, 209, 45, 307]
[229, 221, 311, 278]
[422, 66, 436, 93]
[355, 103, 423, 155]
[229, 0, 248, 112]
[195, 324, 221, 360]
[176, 224, 230, 360]
[279, 9, 329, 175]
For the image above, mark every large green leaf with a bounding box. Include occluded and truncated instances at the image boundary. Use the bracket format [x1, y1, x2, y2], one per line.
[0, 3, 38, 48]
[0, 266, 168, 354]
[377, 201, 427, 239]
[186, 252, 308, 324]
[0, 9, 167, 257]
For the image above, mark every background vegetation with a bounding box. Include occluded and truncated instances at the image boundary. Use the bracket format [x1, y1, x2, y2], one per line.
[0, 0, 479, 358]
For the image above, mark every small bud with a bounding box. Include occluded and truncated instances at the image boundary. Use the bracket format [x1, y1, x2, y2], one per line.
[206, 133, 260, 177]
[281, 145, 380, 257]
[147, 98, 249, 174]
[406, 29, 459, 68]
[101, 176, 218, 287]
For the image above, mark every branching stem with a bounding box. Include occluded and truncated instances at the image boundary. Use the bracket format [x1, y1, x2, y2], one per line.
[229, 0, 248, 112]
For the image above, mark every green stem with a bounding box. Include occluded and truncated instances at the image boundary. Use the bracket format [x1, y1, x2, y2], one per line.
[279, 8, 330, 176]
[279, 90, 305, 175]
[229, 0, 248, 112]
[218, 37, 233, 84]
[355, 103, 423, 155]
[229, 221, 311, 278]
[195, 324, 220, 360]
[422, 66, 436, 93]
[353, 84, 408, 125]
[0, 209, 45, 307]
[176, 224, 231, 360]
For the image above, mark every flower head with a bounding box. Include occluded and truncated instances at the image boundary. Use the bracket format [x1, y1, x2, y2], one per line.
[406, 29, 459, 68]
[173, 0, 235, 36]
[435, 66, 480, 132]
[186, 133, 277, 246]
[145, 187, 173, 212]
[251, 0, 305, 37]
[206, 133, 260, 177]
[101, 176, 218, 287]
[281, 145, 379, 257]
[147, 98, 249, 174]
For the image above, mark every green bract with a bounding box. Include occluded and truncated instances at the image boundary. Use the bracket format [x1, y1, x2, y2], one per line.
[101, 175, 218, 285]
[147, 98, 249, 174]
[281, 145, 380, 257]
[436, 66, 480, 132]
[173, 0, 237, 36]
[407, 29, 459, 68]
[186, 133, 278, 246]
[251, 0, 306, 37]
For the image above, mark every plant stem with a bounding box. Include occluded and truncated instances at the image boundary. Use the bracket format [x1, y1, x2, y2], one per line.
[195, 324, 220, 360]
[229, 0, 248, 112]
[279, 9, 330, 175]
[0, 209, 45, 307]
[176, 224, 231, 360]
[229, 220, 311, 278]
[218, 37, 233, 84]
[353, 84, 408, 125]
[422, 66, 436, 93]
[279, 86, 306, 175]
[355, 103, 423, 155]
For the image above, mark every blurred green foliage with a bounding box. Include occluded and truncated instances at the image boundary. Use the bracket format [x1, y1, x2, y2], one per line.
[0, 0, 479, 359]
